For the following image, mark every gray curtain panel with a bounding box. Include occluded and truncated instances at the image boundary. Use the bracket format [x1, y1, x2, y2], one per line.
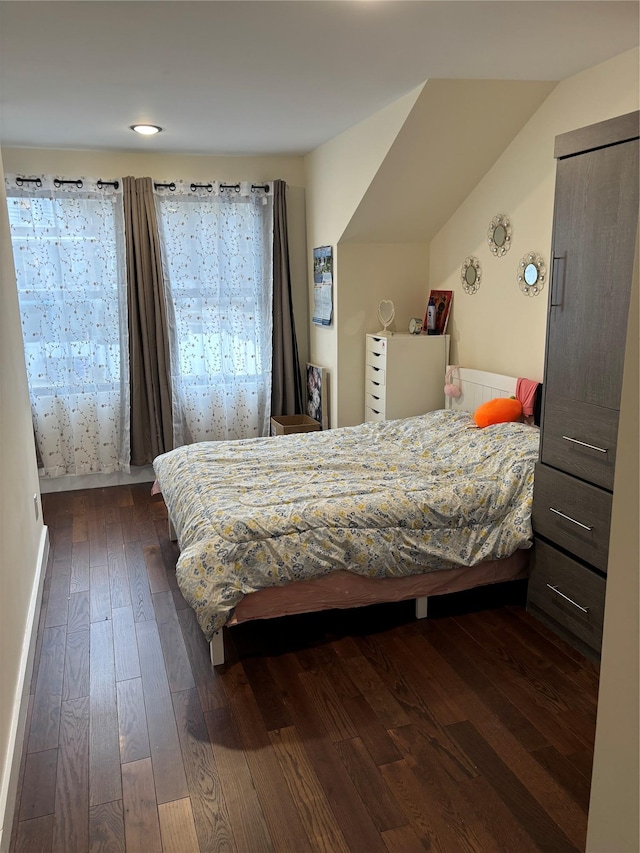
[122, 176, 173, 464]
[271, 180, 304, 416]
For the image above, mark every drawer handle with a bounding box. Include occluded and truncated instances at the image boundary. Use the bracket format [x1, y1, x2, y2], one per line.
[546, 584, 590, 614]
[548, 507, 594, 531]
[562, 435, 608, 454]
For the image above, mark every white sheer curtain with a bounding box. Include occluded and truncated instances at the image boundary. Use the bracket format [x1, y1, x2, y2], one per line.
[155, 181, 273, 445]
[6, 176, 130, 477]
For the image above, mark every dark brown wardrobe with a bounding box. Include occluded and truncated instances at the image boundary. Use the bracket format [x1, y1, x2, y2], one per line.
[527, 111, 639, 659]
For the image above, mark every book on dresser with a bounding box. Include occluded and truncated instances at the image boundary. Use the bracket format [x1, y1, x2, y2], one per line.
[364, 333, 450, 422]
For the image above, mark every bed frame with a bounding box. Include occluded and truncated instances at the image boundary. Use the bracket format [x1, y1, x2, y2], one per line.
[202, 367, 521, 665]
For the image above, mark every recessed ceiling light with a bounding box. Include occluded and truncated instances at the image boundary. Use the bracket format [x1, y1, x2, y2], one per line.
[130, 124, 163, 136]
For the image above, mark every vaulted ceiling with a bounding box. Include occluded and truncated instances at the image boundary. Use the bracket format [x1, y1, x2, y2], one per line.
[0, 1, 637, 156]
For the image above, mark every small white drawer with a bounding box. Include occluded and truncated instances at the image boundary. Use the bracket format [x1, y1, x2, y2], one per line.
[366, 349, 387, 369]
[365, 364, 385, 385]
[365, 391, 385, 411]
[365, 405, 385, 423]
[366, 336, 387, 357]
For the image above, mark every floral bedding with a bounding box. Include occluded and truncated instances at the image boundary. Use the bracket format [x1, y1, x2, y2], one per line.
[153, 409, 539, 641]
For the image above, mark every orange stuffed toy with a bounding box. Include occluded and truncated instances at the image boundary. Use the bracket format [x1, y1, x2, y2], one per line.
[474, 397, 523, 428]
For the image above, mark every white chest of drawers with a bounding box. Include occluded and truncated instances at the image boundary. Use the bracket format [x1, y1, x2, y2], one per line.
[364, 333, 450, 422]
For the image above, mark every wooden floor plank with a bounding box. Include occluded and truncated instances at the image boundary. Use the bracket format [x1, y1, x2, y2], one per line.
[204, 706, 274, 853]
[449, 614, 591, 756]
[220, 661, 313, 853]
[532, 744, 592, 812]
[135, 618, 189, 804]
[87, 511, 107, 568]
[19, 748, 58, 820]
[116, 678, 151, 764]
[418, 619, 591, 849]
[354, 634, 478, 783]
[14, 814, 54, 853]
[88, 800, 125, 853]
[44, 569, 70, 629]
[106, 521, 132, 609]
[172, 687, 236, 852]
[158, 798, 201, 853]
[152, 590, 196, 693]
[448, 720, 580, 853]
[67, 589, 90, 635]
[333, 736, 406, 833]
[381, 823, 428, 853]
[112, 606, 141, 682]
[125, 541, 155, 623]
[53, 697, 89, 853]
[121, 758, 162, 853]
[388, 722, 508, 852]
[143, 544, 170, 594]
[417, 618, 550, 752]
[89, 619, 122, 806]
[340, 693, 402, 767]
[28, 625, 66, 753]
[268, 653, 388, 853]
[269, 725, 351, 853]
[89, 564, 111, 624]
[339, 654, 411, 730]
[62, 628, 90, 701]
[70, 540, 90, 594]
[177, 606, 227, 713]
[380, 758, 470, 852]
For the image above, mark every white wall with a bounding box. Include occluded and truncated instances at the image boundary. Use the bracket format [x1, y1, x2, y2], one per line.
[586, 227, 639, 853]
[0, 151, 48, 851]
[337, 242, 430, 426]
[303, 86, 423, 425]
[428, 48, 640, 381]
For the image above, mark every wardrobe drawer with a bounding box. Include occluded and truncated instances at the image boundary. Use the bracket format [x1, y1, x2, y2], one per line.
[541, 396, 618, 490]
[532, 463, 612, 572]
[528, 539, 606, 653]
[366, 335, 388, 358]
[365, 363, 386, 385]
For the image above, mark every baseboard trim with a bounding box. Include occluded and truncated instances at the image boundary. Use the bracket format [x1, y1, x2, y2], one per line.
[0, 525, 49, 853]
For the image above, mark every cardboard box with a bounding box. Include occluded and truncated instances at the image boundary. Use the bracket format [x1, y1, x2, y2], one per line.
[271, 415, 321, 436]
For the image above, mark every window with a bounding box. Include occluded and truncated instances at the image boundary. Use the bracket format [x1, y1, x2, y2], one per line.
[6, 179, 129, 476]
[156, 184, 273, 445]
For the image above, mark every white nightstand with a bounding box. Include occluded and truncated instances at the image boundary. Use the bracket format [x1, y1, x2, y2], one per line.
[364, 333, 450, 422]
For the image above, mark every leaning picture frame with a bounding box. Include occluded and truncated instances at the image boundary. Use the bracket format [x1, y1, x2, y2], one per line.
[306, 363, 329, 429]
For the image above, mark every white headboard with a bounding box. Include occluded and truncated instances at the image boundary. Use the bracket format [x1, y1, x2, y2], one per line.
[444, 366, 517, 414]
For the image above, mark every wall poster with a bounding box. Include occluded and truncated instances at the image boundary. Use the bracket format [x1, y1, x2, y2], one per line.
[312, 245, 333, 326]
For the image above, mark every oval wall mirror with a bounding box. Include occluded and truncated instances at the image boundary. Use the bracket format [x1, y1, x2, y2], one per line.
[517, 251, 546, 297]
[461, 256, 481, 294]
[488, 214, 512, 257]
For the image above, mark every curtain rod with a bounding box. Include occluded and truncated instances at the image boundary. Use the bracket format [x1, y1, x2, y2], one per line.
[14, 176, 119, 190]
[153, 181, 270, 193]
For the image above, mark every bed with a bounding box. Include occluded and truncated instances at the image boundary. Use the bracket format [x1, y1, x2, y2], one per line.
[152, 368, 540, 665]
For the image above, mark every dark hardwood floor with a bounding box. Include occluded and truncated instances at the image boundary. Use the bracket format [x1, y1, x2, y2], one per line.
[9, 484, 599, 852]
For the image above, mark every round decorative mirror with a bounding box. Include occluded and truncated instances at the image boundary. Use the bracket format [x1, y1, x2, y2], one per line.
[461, 256, 481, 294]
[517, 251, 546, 297]
[488, 214, 512, 257]
[377, 299, 395, 332]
